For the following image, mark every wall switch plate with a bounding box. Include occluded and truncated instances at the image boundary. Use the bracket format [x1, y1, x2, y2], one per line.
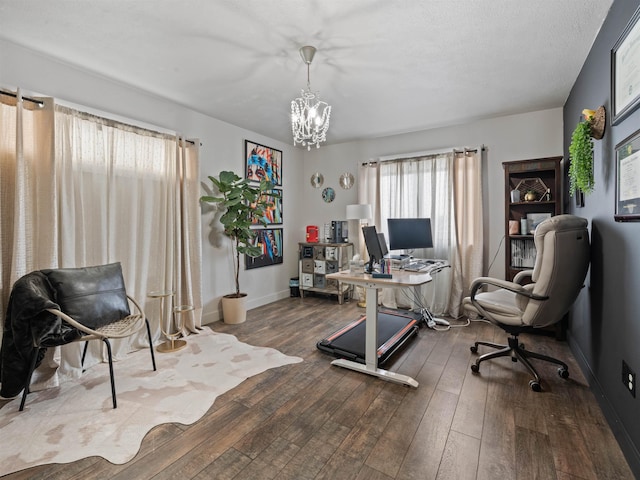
[622, 360, 636, 398]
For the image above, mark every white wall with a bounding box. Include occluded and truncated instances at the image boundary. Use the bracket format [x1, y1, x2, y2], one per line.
[2, 38, 564, 322]
[0, 39, 305, 324]
[303, 109, 564, 279]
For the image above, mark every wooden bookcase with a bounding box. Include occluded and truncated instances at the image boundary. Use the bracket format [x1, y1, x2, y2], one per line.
[503, 157, 562, 281]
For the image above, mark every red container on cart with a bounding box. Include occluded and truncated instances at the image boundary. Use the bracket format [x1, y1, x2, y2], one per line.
[306, 225, 319, 243]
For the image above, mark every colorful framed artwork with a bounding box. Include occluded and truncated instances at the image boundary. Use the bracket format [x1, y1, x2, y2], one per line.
[251, 189, 283, 225]
[245, 140, 282, 186]
[245, 228, 284, 269]
[615, 128, 640, 222]
[612, 5, 640, 125]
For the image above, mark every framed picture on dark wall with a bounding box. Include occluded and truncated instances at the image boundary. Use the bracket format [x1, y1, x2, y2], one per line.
[245, 228, 284, 269]
[615, 128, 640, 222]
[611, 5, 640, 125]
[245, 140, 282, 185]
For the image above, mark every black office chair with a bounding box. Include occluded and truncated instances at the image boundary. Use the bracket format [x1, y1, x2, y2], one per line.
[462, 215, 590, 391]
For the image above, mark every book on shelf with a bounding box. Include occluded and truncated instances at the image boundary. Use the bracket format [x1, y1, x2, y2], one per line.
[510, 238, 536, 268]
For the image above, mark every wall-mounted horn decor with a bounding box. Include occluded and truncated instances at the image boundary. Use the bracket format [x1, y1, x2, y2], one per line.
[582, 106, 606, 140]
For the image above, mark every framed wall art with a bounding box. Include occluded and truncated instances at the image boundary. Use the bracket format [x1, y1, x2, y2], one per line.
[322, 187, 335, 203]
[251, 189, 282, 225]
[245, 140, 282, 185]
[245, 228, 284, 269]
[611, 5, 640, 125]
[615, 128, 640, 222]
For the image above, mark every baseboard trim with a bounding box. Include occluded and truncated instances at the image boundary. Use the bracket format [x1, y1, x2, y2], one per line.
[568, 333, 640, 478]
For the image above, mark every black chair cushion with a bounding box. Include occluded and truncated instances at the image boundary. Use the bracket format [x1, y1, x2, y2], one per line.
[43, 262, 130, 330]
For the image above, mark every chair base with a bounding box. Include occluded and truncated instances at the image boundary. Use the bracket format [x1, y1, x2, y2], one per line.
[470, 334, 569, 391]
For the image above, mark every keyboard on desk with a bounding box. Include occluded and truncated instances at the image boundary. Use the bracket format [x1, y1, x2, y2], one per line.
[403, 261, 430, 272]
[402, 259, 446, 273]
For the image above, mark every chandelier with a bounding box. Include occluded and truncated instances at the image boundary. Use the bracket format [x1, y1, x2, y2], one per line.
[291, 46, 331, 150]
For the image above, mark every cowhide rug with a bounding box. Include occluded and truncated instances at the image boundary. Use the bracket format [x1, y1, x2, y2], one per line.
[0, 327, 302, 477]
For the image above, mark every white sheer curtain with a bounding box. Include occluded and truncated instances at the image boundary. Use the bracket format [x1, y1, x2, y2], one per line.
[1, 94, 202, 391]
[360, 149, 483, 317]
[54, 106, 202, 378]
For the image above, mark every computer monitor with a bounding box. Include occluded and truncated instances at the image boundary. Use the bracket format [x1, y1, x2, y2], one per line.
[377, 232, 389, 257]
[362, 225, 385, 273]
[387, 218, 433, 251]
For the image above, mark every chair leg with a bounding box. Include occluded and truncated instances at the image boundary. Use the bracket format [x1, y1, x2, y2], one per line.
[81, 341, 89, 370]
[512, 348, 542, 390]
[522, 349, 569, 371]
[473, 340, 508, 350]
[19, 347, 41, 411]
[102, 338, 117, 409]
[145, 318, 157, 371]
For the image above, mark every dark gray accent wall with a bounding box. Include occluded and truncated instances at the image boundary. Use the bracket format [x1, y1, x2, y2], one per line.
[564, 0, 640, 475]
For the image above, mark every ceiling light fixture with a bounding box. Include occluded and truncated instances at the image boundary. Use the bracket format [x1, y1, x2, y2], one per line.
[291, 45, 331, 151]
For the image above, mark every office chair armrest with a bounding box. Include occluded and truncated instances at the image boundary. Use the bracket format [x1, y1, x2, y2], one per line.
[469, 277, 549, 301]
[513, 269, 534, 285]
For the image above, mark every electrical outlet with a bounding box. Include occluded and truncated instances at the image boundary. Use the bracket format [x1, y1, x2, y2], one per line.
[622, 360, 636, 398]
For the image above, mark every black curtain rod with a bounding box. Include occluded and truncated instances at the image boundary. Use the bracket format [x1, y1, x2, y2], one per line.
[1, 89, 201, 145]
[362, 146, 484, 166]
[0, 89, 44, 107]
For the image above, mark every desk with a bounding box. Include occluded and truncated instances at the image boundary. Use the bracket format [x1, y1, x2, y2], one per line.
[325, 270, 432, 387]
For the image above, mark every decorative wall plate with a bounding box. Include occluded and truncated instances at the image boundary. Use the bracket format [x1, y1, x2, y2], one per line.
[339, 172, 355, 189]
[322, 187, 335, 203]
[310, 172, 324, 188]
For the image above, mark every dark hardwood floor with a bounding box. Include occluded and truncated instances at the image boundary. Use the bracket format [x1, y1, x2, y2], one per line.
[2, 295, 634, 479]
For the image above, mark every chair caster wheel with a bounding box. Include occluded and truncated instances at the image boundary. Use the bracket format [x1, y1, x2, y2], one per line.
[470, 364, 480, 373]
[470, 345, 478, 354]
[558, 368, 569, 379]
[529, 380, 542, 392]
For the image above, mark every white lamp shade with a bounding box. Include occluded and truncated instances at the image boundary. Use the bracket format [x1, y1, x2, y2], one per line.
[346, 204, 372, 220]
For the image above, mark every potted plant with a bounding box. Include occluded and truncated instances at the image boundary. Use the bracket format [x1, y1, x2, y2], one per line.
[200, 171, 276, 324]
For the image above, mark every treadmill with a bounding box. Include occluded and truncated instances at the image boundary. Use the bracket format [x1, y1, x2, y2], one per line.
[316, 308, 421, 365]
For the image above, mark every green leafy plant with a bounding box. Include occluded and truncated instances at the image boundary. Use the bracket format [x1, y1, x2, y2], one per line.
[568, 120, 594, 196]
[200, 171, 276, 297]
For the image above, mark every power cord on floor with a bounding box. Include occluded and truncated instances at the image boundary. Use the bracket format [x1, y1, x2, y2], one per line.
[431, 317, 471, 331]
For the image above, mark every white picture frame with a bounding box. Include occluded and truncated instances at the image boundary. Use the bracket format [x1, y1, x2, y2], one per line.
[527, 213, 552, 235]
[612, 6, 640, 124]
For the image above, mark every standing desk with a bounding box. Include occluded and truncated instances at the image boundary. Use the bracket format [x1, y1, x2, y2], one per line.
[325, 270, 432, 388]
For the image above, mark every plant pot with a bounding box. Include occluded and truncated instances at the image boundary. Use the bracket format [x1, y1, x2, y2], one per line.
[221, 293, 247, 324]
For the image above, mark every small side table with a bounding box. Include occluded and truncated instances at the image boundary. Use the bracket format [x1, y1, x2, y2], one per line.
[148, 290, 185, 353]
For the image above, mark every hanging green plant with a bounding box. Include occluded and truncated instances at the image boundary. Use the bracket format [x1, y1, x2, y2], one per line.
[568, 119, 594, 196]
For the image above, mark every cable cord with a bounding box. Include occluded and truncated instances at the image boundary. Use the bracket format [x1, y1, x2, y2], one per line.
[486, 234, 505, 276]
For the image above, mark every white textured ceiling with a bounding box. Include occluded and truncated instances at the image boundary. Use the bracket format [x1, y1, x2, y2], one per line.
[0, 0, 613, 146]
